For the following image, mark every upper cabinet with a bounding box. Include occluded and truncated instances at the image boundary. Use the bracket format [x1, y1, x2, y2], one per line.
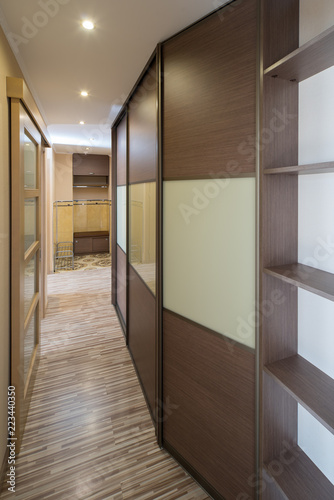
[73, 154, 109, 187]
[73, 153, 109, 176]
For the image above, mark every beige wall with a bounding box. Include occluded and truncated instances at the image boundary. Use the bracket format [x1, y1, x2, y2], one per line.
[0, 26, 24, 474]
[54, 153, 72, 201]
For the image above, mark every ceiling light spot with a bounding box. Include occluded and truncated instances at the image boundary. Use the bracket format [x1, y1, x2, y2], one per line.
[85, 147, 90, 150]
[81, 91, 88, 97]
[79, 121, 85, 125]
[82, 20, 95, 30]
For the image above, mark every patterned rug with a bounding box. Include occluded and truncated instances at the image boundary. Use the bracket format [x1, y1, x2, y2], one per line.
[55, 253, 111, 273]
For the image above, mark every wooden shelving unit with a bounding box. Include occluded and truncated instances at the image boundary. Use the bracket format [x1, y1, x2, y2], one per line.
[261, 2, 334, 498]
[264, 355, 334, 434]
[264, 161, 334, 175]
[264, 263, 334, 302]
[264, 446, 334, 500]
[264, 25, 334, 82]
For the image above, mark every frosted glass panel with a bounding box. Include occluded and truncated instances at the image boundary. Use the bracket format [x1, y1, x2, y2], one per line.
[24, 133, 37, 189]
[298, 405, 334, 485]
[24, 198, 37, 251]
[117, 186, 127, 252]
[129, 183, 156, 294]
[164, 178, 256, 348]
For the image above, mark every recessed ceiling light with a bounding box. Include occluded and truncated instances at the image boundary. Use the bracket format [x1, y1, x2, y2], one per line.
[79, 121, 85, 125]
[82, 20, 94, 30]
[81, 91, 88, 97]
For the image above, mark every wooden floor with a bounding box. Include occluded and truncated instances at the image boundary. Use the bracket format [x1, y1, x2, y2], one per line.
[1, 268, 210, 499]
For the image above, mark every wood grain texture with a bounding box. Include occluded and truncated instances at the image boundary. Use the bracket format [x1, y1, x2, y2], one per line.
[116, 245, 127, 325]
[264, 263, 334, 302]
[265, 25, 334, 82]
[262, 372, 297, 465]
[116, 115, 127, 186]
[265, 354, 334, 434]
[163, 0, 257, 179]
[264, 161, 334, 175]
[262, 469, 287, 500]
[262, 77, 298, 170]
[263, 0, 299, 69]
[264, 445, 334, 500]
[261, 275, 297, 366]
[163, 309, 256, 500]
[261, 175, 298, 267]
[128, 61, 157, 185]
[1, 268, 209, 500]
[73, 154, 109, 176]
[128, 265, 156, 423]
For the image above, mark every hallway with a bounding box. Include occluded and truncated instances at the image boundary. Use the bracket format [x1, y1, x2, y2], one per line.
[1, 268, 209, 499]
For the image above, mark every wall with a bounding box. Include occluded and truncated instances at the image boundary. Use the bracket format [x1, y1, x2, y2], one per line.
[298, 0, 334, 484]
[54, 153, 72, 201]
[0, 25, 23, 478]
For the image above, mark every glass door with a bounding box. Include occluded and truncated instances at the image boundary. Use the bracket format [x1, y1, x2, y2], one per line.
[11, 102, 42, 450]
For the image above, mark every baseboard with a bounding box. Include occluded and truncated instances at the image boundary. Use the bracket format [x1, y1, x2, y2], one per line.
[163, 440, 226, 500]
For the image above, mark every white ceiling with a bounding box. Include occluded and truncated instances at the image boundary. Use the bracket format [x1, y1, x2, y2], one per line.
[0, 0, 229, 155]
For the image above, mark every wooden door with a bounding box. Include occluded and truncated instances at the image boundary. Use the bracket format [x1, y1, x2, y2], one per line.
[11, 101, 42, 450]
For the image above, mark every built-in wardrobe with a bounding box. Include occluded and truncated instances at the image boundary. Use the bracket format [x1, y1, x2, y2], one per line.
[112, 1, 334, 499]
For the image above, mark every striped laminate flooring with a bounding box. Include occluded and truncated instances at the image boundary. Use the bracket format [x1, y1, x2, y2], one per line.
[1, 268, 210, 500]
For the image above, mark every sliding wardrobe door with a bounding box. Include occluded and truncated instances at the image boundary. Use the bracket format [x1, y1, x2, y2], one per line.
[10, 101, 42, 450]
[128, 58, 158, 424]
[113, 114, 128, 334]
[162, 1, 258, 498]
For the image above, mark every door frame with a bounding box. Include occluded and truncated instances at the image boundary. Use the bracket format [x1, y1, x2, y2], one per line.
[7, 77, 51, 451]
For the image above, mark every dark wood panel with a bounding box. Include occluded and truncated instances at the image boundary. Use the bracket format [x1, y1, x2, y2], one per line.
[264, 446, 334, 500]
[265, 25, 334, 82]
[265, 355, 334, 434]
[264, 161, 334, 175]
[263, 0, 299, 69]
[163, 0, 257, 179]
[92, 237, 109, 253]
[74, 231, 109, 238]
[128, 265, 156, 421]
[265, 263, 334, 302]
[261, 275, 297, 366]
[262, 469, 287, 500]
[128, 61, 157, 184]
[261, 175, 298, 267]
[262, 77, 298, 170]
[116, 245, 127, 324]
[116, 115, 127, 186]
[262, 372, 297, 465]
[74, 237, 92, 254]
[163, 310, 255, 500]
[73, 154, 109, 176]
